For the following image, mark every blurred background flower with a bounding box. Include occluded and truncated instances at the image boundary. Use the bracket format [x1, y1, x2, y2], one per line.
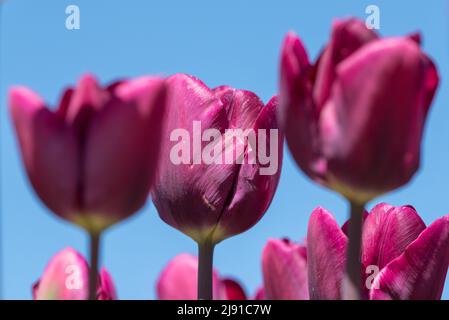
[33, 247, 117, 300]
[9, 74, 167, 299]
[156, 254, 248, 300]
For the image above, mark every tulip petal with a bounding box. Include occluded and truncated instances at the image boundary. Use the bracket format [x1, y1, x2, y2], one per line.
[362, 204, 426, 273]
[370, 215, 449, 300]
[313, 18, 378, 109]
[279, 32, 325, 182]
[307, 207, 347, 299]
[65, 74, 107, 125]
[215, 97, 283, 241]
[219, 88, 265, 129]
[9, 87, 80, 218]
[262, 239, 309, 300]
[79, 78, 166, 232]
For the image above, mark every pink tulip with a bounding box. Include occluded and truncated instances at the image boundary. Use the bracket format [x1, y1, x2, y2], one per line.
[152, 74, 283, 245]
[33, 247, 117, 300]
[279, 18, 439, 203]
[156, 254, 247, 300]
[262, 239, 308, 300]
[9, 74, 167, 233]
[307, 204, 449, 300]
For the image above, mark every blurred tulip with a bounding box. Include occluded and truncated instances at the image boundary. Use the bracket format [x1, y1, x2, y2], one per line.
[152, 74, 283, 299]
[262, 239, 308, 300]
[33, 248, 117, 300]
[156, 254, 247, 300]
[10, 74, 166, 299]
[307, 204, 449, 300]
[9, 74, 167, 233]
[279, 18, 439, 204]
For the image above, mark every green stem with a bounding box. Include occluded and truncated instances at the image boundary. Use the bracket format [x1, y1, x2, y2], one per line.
[88, 232, 101, 300]
[342, 200, 365, 300]
[197, 241, 215, 300]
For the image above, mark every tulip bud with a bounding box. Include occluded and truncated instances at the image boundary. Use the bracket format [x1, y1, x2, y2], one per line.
[9, 74, 167, 233]
[279, 18, 439, 204]
[33, 248, 117, 300]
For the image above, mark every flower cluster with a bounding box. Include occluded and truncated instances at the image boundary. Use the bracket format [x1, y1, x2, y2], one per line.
[8, 18, 447, 300]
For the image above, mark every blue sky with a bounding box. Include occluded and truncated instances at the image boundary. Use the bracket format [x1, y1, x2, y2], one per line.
[1, 0, 449, 299]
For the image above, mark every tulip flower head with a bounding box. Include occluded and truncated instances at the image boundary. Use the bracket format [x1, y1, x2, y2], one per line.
[33, 247, 117, 300]
[279, 18, 439, 204]
[152, 74, 283, 245]
[9, 74, 167, 234]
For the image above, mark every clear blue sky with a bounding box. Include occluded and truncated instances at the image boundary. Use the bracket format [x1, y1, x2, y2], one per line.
[1, 0, 449, 299]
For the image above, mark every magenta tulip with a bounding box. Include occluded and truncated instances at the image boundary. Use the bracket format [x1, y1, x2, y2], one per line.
[9, 74, 167, 233]
[33, 248, 117, 300]
[307, 204, 449, 300]
[156, 254, 247, 300]
[10, 74, 166, 299]
[151, 74, 283, 299]
[262, 239, 308, 300]
[153, 74, 282, 244]
[279, 18, 438, 203]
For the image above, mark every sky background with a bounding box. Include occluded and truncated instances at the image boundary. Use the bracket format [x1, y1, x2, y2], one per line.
[1, 0, 449, 299]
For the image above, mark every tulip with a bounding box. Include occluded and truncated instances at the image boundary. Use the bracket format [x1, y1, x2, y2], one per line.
[33, 247, 117, 300]
[279, 18, 438, 202]
[279, 18, 439, 298]
[152, 74, 283, 299]
[10, 74, 167, 299]
[156, 254, 247, 300]
[307, 204, 449, 300]
[262, 239, 308, 300]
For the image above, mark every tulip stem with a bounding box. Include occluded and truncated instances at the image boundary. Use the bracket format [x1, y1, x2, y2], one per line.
[88, 232, 101, 300]
[198, 241, 215, 300]
[343, 201, 365, 300]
